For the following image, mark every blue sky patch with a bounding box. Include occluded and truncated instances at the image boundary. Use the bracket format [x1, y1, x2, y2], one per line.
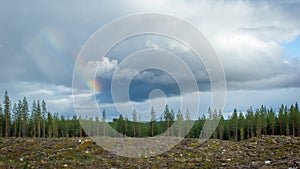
[282, 35, 300, 58]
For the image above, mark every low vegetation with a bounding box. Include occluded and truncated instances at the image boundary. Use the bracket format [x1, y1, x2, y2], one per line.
[0, 136, 300, 168]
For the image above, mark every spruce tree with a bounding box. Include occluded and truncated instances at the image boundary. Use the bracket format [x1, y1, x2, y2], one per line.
[3, 91, 11, 137]
[41, 100, 47, 138]
[284, 105, 289, 136]
[278, 105, 284, 135]
[230, 109, 238, 141]
[21, 97, 29, 137]
[267, 107, 276, 135]
[246, 107, 254, 138]
[16, 100, 22, 137]
[295, 102, 300, 136]
[255, 109, 262, 137]
[218, 110, 224, 140]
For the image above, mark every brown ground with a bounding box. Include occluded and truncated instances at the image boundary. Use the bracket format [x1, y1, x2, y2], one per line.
[0, 136, 300, 168]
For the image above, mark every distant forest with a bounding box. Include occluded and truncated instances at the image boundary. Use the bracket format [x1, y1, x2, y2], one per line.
[0, 90, 299, 141]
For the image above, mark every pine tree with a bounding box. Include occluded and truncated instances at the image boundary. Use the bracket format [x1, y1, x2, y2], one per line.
[117, 114, 125, 136]
[212, 109, 219, 139]
[41, 100, 47, 138]
[150, 106, 156, 137]
[176, 109, 184, 137]
[12, 103, 17, 137]
[21, 97, 29, 137]
[260, 105, 267, 135]
[185, 108, 191, 138]
[207, 107, 213, 138]
[16, 100, 22, 137]
[47, 112, 53, 137]
[60, 115, 66, 137]
[138, 114, 142, 137]
[53, 112, 59, 137]
[218, 110, 224, 140]
[132, 109, 137, 137]
[284, 105, 289, 136]
[124, 115, 128, 137]
[163, 105, 175, 137]
[295, 102, 300, 136]
[31, 101, 37, 137]
[79, 116, 82, 137]
[267, 107, 276, 135]
[0, 103, 3, 137]
[163, 105, 171, 137]
[101, 109, 107, 136]
[255, 109, 262, 137]
[231, 109, 238, 141]
[170, 109, 175, 136]
[289, 103, 299, 136]
[3, 91, 11, 137]
[246, 107, 254, 138]
[278, 105, 284, 135]
[238, 112, 245, 141]
[36, 100, 41, 138]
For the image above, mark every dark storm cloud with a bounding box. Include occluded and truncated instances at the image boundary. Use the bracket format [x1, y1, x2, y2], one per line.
[0, 0, 300, 116]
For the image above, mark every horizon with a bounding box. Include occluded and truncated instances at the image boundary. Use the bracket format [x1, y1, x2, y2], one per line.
[1, 0, 300, 122]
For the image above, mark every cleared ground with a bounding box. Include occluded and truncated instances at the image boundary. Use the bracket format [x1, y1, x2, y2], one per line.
[0, 136, 300, 168]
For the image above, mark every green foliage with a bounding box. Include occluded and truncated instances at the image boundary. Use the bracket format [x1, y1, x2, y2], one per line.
[0, 91, 300, 141]
[3, 90, 11, 137]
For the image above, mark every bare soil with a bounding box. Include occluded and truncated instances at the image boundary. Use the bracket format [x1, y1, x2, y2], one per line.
[0, 136, 300, 168]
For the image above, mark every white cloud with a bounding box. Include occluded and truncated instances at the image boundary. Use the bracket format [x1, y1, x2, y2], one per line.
[97, 57, 118, 78]
[122, 1, 300, 90]
[0, 82, 74, 116]
[25, 89, 54, 96]
[1, 0, 300, 118]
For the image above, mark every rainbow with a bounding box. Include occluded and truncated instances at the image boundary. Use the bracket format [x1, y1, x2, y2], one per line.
[44, 28, 102, 93]
[87, 79, 101, 93]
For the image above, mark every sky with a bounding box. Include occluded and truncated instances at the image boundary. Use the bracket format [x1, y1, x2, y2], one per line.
[0, 0, 300, 120]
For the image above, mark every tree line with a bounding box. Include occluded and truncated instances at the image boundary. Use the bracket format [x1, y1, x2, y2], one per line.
[0, 91, 83, 138]
[0, 91, 299, 141]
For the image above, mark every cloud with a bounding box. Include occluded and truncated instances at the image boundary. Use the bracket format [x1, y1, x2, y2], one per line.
[1, 0, 300, 118]
[0, 82, 74, 116]
[97, 57, 119, 78]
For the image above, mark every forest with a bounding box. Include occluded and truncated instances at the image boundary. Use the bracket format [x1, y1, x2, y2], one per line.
[0, 90, 299, 141]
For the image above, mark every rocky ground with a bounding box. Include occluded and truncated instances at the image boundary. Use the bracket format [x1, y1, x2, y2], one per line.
[0, 136, 300, 168]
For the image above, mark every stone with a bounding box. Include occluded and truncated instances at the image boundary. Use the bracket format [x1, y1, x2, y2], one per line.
[264, 160, 271, 165]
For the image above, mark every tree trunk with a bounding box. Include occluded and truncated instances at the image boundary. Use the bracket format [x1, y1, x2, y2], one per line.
[151, 122, 155, 137]
[219, 127, 223, 140]
[14, 122, 16, 137]
[79, 126, 82, 137]
[43, 120, 45, 138]
[293, 122, 295, 136]
[33, 122, 36, 137]
[5, 114, 9, 137]
[38, 116, 41, 138]
[48, 125, 51, 138]
[250, 123, 254, 138]
[167, 120, 170, 137]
